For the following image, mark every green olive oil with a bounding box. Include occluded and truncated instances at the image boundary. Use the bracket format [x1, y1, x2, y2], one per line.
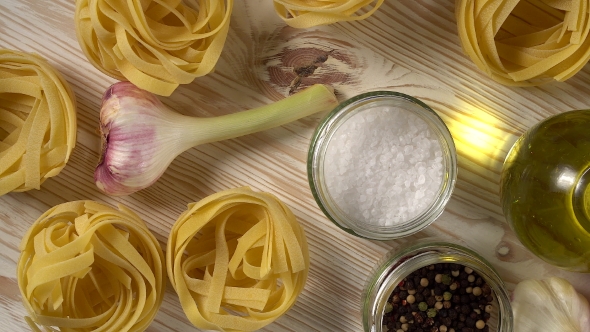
[501, 110, 590, 272]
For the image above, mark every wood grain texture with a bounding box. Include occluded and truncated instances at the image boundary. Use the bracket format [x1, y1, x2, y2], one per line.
[1, 0, 590, 331]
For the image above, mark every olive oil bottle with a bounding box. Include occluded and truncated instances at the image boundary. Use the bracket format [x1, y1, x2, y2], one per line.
[501, 110, 590, 272]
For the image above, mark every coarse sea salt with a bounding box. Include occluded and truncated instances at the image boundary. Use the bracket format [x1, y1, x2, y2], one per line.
[323, 105, 444, 227]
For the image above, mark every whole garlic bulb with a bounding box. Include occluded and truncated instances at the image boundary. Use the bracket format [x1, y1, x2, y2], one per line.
[512, 277, 590, 332]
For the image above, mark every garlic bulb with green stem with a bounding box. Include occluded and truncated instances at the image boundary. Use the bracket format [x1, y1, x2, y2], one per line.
[512, 277, 590, 332]
[95, 82, 339, 196]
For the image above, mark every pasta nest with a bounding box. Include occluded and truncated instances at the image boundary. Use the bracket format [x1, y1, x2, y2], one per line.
[457, 0, 590, 86]
[17, 201, 166, 332]
[273, 0, 385, 28]
[0, 49, 76, 196]
[75, 0, 233, 96]
[167, 187, 310, 332]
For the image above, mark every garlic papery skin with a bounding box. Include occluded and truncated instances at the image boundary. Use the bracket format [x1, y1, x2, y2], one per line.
[95, 82, 339, 196]
[512, 277, 590, 332]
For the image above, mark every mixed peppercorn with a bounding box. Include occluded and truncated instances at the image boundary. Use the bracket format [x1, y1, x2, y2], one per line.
[382, 263, 494, 332]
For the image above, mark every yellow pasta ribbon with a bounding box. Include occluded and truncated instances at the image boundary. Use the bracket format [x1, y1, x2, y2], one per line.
[273, 0, 385, 28]
[75, 0, 233, 96]
[167, 187, 309, 332]
[17, 201, 166, 332]
[456, 0, 590, 86]
[0, 49, 76, 196]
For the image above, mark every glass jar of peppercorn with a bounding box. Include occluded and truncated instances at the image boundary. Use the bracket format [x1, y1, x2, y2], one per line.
[362, 239, 513, 332]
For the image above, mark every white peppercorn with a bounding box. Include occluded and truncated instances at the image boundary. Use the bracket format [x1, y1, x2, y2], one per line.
[407, 294, 416, 304]
[475, 319, 485, 329]
[435, 274, 443, 283]
[464, 267, 473, 274]
[420, 278, 429, 287]
[472, 287, 482, 296]
[468, 275, 475, 283]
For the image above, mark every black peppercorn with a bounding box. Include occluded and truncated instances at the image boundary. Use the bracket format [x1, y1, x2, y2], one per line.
[442, 317, 452, 327]
[448, 309, 458, 319]
[481, 284, 491, 296]
[400, 290, 408, 299]
[427, 296, 436, 307]
[461, 305, 471, 315]
[475, 277, 483, 286]
[415, 294, 425, 303]
[465, 317, 475, 327]
[460, 295, 470, 304]
[414, 312, 424, 324]
[460, 279, 469, 288]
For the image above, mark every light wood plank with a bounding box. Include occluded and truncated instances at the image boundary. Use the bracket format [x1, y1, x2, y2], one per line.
[1, 0, 590, 331]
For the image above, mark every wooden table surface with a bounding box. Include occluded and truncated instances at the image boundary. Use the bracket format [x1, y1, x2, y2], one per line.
[1, 0, 590, 331]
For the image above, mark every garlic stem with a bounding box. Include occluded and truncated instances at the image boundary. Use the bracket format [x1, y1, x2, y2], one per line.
[95, 82, 338, 196]
[182, 85, 336, 147]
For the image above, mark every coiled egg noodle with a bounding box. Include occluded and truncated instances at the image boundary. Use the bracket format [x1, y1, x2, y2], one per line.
[75, 0, 233, 96]
[0, 49, 76, 196]
[17, 201, 166, 332]
[456, 0, 590, 86]
[273, 0, 385, 28]
[167, 187, 309, 332]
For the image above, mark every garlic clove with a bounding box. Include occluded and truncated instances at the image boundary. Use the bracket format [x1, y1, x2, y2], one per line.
[512, 277, 590, 332]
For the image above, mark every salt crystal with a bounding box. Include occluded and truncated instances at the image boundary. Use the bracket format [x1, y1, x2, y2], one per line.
[323, 105, 445, 227]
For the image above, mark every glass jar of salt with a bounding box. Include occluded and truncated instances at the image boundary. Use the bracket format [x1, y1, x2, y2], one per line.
[308, 91, 457, 240]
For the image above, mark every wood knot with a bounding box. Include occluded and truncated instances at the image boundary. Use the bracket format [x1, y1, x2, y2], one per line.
[258, 27, 359, 95]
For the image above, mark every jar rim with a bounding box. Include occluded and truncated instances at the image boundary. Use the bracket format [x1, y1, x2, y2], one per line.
[307, 91, 457, 240]
[362, 239, 514, 332]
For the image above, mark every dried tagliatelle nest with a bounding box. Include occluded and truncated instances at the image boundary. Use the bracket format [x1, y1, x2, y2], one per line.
[0, 49, 76, 196]
[273, 0, 384, 28]
[167, 187, 309, 331]
[17, 201, 166, 332]
[75, 0, 232, 96]
[457, 0, 590, 86]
